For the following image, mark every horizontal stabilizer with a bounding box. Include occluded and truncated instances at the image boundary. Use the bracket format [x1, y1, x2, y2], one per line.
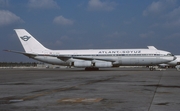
[4, 50, 37, 58]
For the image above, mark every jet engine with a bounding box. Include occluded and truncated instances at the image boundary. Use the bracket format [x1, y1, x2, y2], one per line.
[72, 61, 113, 68]
[93, 62, 112, 67]
[73, 61, 92, 67]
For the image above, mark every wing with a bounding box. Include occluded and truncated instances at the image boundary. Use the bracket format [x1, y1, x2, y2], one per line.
[4, 50, 116, 62]
[55, 55, 116, 62]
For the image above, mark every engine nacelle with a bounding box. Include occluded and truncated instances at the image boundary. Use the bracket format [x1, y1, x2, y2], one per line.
[72, 61, 113, 68]
[94, 62, 112, 67]
[158, 63, 169, 68]
[73, 61, 92, 67]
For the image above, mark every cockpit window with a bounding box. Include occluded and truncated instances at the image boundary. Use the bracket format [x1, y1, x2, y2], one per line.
[167, 53, 173, 56]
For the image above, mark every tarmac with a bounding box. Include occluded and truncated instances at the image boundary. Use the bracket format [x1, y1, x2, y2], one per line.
[0, 67, 180, 111]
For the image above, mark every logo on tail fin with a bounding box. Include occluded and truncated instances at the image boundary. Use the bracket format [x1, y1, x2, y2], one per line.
[20, 36, 31, 41]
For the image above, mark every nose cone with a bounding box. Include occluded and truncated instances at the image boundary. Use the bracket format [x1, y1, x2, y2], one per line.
[173, 56, 177, 60]
[162, 56, 176, 63]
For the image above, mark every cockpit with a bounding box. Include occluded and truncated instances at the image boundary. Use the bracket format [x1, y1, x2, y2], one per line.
[167, 53, 174, 56]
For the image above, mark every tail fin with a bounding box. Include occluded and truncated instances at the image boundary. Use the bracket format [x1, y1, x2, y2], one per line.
[14, 29, 48, 53]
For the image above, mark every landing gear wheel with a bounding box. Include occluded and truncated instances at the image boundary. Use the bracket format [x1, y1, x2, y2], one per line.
[85, 67, 99, 71]
[150, 68, 153, 71]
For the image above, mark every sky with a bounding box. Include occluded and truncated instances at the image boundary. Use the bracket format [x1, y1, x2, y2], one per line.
[1, 0, 180, 62]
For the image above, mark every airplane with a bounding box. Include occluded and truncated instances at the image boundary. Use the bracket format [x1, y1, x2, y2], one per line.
[159, 55, 180, 71]
[4, 29, 176, 71]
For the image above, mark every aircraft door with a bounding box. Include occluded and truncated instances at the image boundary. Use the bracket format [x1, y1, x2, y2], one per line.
[156, 52, 160, 63]
[118, 55, 122, 65]
[113, 55, 122, 66]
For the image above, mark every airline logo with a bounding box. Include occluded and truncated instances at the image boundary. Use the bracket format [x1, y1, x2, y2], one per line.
[20, 35, 31, 41]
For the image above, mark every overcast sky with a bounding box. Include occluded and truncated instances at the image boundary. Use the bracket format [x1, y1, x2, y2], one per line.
[1, 0, 180, 62]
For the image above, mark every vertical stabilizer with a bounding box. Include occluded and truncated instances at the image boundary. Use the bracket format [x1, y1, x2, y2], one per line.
[147, 46, 157, 50]
[14, 29, 48, 53]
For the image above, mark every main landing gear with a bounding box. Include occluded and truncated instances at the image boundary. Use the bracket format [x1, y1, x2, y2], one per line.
[149, 66, 158, 71]
[175, 65, 180, 71]
[149, 66, 165, 71]
[85, 67, 99, 71]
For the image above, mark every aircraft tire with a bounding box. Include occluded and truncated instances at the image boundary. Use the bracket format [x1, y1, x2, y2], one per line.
[150, 68, 153, 71]
[85, 67, 99, 71]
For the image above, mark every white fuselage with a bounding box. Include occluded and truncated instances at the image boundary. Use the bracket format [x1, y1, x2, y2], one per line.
[31, 48, 175, 68]
[11, 29, 175, 69]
